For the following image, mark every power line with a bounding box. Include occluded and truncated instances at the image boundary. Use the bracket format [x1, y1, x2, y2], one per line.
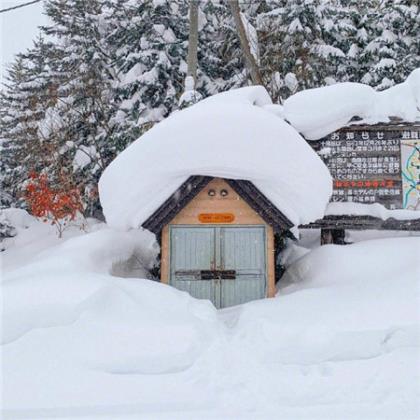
[0, 0, 41, 14]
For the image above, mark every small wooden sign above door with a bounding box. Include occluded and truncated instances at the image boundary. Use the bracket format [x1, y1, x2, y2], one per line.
[198, 213, 235, 223]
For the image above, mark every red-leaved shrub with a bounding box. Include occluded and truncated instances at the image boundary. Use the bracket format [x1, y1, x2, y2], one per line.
[24, 172, 84, 237]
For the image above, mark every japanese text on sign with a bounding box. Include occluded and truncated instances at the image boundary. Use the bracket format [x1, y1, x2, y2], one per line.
[315, 128, 420, 209]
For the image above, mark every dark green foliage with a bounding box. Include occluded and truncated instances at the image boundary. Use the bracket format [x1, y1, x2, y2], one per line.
[257, 0, 419, 101]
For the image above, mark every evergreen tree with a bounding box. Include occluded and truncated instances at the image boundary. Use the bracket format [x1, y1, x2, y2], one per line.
[257, 0, 419, 99]
[1, 0, 419, 214]
[108, 0, 247, 147]
[365, 0, 420, 89]
[0, 37, 55, 208]
[41, 0, 117, 215]
[197, 0, 248, 95]
[258, 0, 345, 102]
[338, 0, 378, 84]
[107, 0, 189, 149]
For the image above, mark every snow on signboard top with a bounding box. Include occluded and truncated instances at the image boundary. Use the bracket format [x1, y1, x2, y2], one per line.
[99, 86, 332, 229]
[284, 68, 420, 140]
[326, 202, 420, 221]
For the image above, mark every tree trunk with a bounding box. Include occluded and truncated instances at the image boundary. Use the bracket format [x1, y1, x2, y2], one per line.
[228, 0, 263, 86]
[187, 0, 199, 85]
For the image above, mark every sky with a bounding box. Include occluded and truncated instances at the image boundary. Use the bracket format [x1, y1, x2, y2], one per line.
[0, 0, 47, 84]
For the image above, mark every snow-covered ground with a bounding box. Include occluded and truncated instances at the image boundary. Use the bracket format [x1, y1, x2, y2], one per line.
[1, 212, 419, 419]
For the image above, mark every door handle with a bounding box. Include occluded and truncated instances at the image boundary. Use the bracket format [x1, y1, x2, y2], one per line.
[200, 270, 218, 280]
[199, 270, 236, 280]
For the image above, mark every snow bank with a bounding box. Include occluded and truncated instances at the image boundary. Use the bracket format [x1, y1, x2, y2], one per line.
[0, 207, 35, 228]
[0, 208, 106, 270]
[284, 68, 420, 140]
[326, 202, 420, 221]
[99, 86, 332, 229]
[1, 227, 220, 383]
[2, 224, 419, 417]
[2, 228, 158, 343]
[234, 237, 420, 365]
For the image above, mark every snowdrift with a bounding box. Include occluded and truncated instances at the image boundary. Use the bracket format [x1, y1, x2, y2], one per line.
[1, 225, 222, 412]
[99, 86, 332, 229]
[235, 237, 420, 364]
[284, 68, 420, 139]
[1, 221, 419, 417]
[2, 228, 219, 372]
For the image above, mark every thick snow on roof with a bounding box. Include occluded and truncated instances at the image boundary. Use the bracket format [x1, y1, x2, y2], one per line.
[284, 68, 420, 140]
[99, 86, 332, 229]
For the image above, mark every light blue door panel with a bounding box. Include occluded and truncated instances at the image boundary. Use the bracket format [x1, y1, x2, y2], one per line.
[221, 227, 266, 307]
[169, 226, 266, 308]
[170, 227, 217, 304]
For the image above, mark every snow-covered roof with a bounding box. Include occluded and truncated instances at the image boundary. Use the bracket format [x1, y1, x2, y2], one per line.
[99, 86, 332, 230]
[326, 202, 420, 221]
[284, 68, 420, 140]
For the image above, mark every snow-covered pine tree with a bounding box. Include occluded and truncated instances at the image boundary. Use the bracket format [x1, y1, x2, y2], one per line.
[316, 0, 347, 84]
[2, 0, 417, 214]
[258, 0, 345, 102]
[197, 0, 248, 95]
[334, 0, 375, 84]
[0, 36, 54, 208]
[108, 0, 248, 146]
[257, 0, 418, 98]
[1, 0, 248, 212]
[41, 0, 117, 215]
[180, 0, 247, 107]
[0, 91, 15, 208]
[256, 1, 286, 101]
[365, 0, 420, 89]
[107, 0, 190, 149]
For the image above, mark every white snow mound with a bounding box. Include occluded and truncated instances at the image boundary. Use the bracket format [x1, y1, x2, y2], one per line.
[2, 221, 419, 416]
[284, 68, 420, 140]
[1, 228, 219, 377]
[99, 86, 332, 229]
[237, 237, 420, 365]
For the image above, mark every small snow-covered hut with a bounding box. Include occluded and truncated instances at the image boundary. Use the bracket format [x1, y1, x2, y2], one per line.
[99, 87, 331, 308]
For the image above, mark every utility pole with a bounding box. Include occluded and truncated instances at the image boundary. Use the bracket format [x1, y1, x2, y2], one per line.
[228, 0, 263, 86]
[186, 0, 199, 86]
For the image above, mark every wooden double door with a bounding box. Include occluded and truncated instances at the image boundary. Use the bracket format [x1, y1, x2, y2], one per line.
[169, 226, 267, 309]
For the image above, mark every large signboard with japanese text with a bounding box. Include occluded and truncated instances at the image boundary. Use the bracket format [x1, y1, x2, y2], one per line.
[311, 126, 420, 210]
